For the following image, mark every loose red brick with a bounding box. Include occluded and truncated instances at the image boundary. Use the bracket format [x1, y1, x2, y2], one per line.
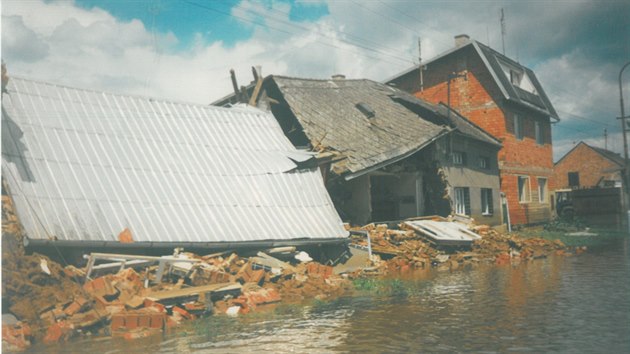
[172, 306, 193, 320]
[2, 322, 32, 351]
[125, 314, 139, 330]
[43, 321, 74, 344]
[143, 299, 166, 313]
[111, 314, 126, 331]
[149, 314, 165, 329]
[137, 314, 151, 329]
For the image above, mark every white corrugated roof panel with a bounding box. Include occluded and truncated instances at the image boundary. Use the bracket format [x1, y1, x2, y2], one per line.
[1, 77, 348, 246]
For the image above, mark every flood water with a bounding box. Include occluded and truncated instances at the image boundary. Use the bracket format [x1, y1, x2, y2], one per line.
[29, 237, 630, 353]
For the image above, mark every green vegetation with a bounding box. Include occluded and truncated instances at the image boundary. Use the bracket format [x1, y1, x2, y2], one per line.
[352, 277, 418, 298]
[517, 218, 628, 247]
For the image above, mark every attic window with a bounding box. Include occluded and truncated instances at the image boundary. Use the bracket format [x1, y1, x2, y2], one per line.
[356, 102, 375, 119]
[510, 69, 522, 86]
[499, 60, 538, 95]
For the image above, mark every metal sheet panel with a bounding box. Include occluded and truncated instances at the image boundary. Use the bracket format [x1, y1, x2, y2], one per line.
[2, 77, 348, 245]
[403, 220, 481, 247]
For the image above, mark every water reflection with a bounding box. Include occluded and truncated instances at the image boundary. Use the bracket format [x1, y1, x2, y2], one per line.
[25, 238, 630, 353]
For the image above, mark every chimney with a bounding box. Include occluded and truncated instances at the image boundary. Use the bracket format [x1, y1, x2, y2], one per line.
[331, 74, 346, 80]
[2, 61, 9, 93]
[454, 34, 470, 47]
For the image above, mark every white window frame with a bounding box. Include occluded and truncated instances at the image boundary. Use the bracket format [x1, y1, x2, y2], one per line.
[537, 177, 548, 203]
[452, 151, 465, 165]
[535, 121, 543, 145]
[454, 187, 469, 215]
[517, 175, 531, 203]
[481, 188, 493, 216]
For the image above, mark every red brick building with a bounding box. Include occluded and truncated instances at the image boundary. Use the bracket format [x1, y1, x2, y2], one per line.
[386, 35, 559, 225]
[552, 142, 625, 190]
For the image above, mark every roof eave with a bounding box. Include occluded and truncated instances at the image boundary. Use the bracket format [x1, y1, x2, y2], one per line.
[343, 128, 452, 181]
[25, 236, 349, 250]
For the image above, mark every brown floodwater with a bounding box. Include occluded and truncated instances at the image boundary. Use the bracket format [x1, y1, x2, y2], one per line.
[26, 237, 630, 353]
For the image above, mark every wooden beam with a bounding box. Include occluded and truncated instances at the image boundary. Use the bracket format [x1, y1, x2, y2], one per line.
[249, 77, 264, 106]
[147, 282, 240, 301]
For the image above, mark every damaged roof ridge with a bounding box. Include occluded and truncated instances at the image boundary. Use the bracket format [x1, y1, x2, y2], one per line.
[270, 75, 374, 83]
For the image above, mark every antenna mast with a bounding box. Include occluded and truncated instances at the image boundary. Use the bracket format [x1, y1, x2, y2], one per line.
[605, 128, 608, 150]
[500, 8, 506, 55]
[418, 37, 424, 91]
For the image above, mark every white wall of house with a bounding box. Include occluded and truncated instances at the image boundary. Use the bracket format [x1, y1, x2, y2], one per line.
[437, 135, 503, 226]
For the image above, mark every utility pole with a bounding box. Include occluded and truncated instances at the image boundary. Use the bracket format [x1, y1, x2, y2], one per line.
[604, 128, 608, 150]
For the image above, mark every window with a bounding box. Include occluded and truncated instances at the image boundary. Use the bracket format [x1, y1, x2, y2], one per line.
[478, 156, 490, 169]
[537, 178, 548, 203]
[568, 172, 580, 188]
[510, 69, 523, 86]
[518, 176, 531, 203]
[454, 187, 470, 215]
[452, 151, 466, 165]
[514, 114, 523, 140]
[535, 121, 544, 145]
[481, 188, 494, 215]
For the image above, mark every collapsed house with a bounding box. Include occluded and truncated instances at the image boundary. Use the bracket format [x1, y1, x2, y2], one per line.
[1, 77, 348, 256]
[215, 75, 503, 226]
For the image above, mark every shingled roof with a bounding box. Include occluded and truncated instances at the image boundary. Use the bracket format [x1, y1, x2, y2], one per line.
[266, 76, 451, 179]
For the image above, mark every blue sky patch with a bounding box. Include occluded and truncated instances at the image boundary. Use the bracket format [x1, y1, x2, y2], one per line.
[76, 0, 254, 48]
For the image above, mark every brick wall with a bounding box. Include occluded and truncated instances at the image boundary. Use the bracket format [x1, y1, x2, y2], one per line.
[552, 143, 621, 189]
[392, 47, 553, 225]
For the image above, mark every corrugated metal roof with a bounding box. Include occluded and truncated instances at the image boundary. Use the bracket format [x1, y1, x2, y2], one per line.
[267, 77, 450, 177]
[1, 77, 348, 245]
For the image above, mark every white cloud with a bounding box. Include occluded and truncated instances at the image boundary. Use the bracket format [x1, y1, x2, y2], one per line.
[2, 0, 626, 167]
[2, 15, 49, 63]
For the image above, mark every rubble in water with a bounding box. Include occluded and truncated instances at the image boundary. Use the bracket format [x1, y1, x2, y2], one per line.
[348, 217, 568, 274]
[2, 211, 572, 351]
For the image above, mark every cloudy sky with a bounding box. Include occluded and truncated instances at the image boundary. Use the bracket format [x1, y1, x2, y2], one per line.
[2, 0, 629, 160]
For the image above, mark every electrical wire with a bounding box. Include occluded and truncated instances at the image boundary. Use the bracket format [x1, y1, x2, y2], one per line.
[180, 0, 415, 67]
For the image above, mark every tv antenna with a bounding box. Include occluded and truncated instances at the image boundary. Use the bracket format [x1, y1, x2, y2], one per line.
[500, 8, 506, 55]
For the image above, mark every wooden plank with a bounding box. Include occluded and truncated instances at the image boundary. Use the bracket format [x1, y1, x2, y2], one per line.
[147, 282, 239, 301]
[248, 77, 264, 106]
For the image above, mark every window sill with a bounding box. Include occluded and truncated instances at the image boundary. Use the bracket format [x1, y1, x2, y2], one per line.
[481, 213, 493, 216]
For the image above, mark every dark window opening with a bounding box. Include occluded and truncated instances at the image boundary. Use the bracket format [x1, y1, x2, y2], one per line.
[481, 188, 493, 215]
[568, 172, 580, 188]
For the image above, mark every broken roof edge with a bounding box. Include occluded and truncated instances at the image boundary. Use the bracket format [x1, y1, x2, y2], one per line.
[343, 127, 452, 181]
[24, 236, 349, 251]
[8, 75, 268, 117]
